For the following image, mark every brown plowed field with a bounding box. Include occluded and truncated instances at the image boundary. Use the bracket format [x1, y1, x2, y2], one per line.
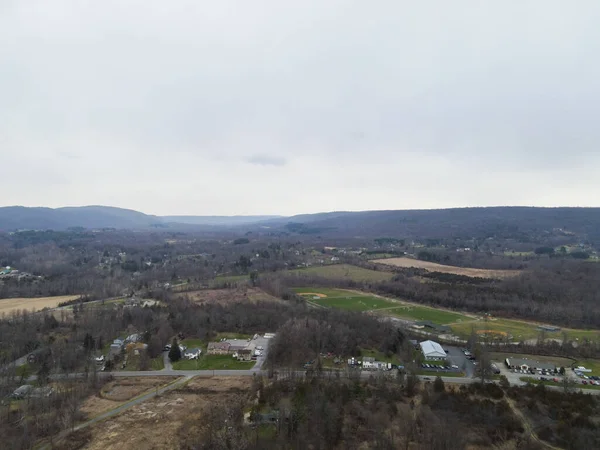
[372, 258, 520, 278]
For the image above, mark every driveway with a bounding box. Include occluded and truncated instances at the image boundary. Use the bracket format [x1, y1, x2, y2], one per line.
[251, 335, 271, 370]
[163, 351, 172, 371]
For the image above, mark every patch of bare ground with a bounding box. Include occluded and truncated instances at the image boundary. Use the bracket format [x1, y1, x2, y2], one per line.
[79, 377, 178, 418]
[0, 295, 80, 315]
[372, 257, 521, 279]
[175, 287, 280, 305]
[72, 377, 252, 450]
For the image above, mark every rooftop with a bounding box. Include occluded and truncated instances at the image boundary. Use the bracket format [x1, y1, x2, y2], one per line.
[419, 340, 446, 356]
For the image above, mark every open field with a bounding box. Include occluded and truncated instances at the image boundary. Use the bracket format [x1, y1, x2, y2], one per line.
[175, 287, 280, 304]
[451, 318, 600, 343]
[289, 264, 395, 282]
[172, 354, 255, 370]
[71, 377, 252, 450]
[80, 377, 178, 418]
[0, 295, 80, 315]
[372, 257, 521, 279]
[294, 287, 398, 312]
[383, 305, 472, 325]
[294, 287, 473, 325]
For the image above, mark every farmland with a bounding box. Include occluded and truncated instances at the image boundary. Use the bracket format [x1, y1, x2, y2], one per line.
[383, 305, 472, 325]
[451, 318, 600, 343]
[372, 257, 521, 279]
[289, 264, 395, 282]
[293, 288, 399, 312]
[0, 295, 80, 315]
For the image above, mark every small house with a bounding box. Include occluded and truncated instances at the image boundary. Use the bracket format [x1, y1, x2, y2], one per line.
[184, 348, 202, 360]
[237, 349, 253, 361]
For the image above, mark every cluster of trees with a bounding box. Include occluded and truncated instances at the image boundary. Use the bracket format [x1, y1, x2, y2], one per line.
[508, 383, 600, 449]
[0, 372, 109, 450]
[182, 375, 537, 450]
[267, 313, 406, 368]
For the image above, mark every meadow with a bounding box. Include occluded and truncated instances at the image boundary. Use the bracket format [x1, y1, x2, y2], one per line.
[293, 288, 398, 312]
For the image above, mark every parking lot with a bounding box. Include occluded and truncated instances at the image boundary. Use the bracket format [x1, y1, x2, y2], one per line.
[419, 346, 475, 376]
[445, 346, 476, 377]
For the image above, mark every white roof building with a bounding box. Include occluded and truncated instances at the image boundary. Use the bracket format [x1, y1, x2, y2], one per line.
[420, 340, 446, 360]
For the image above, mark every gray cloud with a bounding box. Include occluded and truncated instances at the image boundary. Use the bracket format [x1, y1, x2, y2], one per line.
[0, 1, 599, 215]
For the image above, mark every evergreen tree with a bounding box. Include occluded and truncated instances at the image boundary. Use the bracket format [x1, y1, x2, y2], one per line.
[169, 337, 181, 362]
[434, 376, 445, 392]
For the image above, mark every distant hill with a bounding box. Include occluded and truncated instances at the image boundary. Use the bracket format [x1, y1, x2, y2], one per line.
[0, 206, 161, 230]
[0, 206, 280, 231]
[163, 215, 281, 226]
[259, 207, 600, 241]
[1, 206, 599, 242]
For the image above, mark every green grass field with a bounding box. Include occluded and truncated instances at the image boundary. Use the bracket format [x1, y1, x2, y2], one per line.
[289, 264, 395, 282]
[384, 305, 472, 325]
[180, 338, 206, 350]
[172, 354, 255, 370]
[451, 318, 600, 343]
[151, 356, 165, 370]
[293, 288, 397, 311]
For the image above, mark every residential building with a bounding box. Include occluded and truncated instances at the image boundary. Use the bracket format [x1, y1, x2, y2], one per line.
[207, 341, 231, 355]
[183, 348, 202, 360]
[237, 349, 253, 361]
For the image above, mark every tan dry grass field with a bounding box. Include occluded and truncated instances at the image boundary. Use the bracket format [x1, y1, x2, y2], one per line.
[372, 257, 521, 279]
[175, 287, 280, 305]
[0, 295, 80, 315]
[73, 377, 252, 450]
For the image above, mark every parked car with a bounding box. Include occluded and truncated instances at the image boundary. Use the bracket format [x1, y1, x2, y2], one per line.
[582, 380, 588, 385]
[451, 365, 459, 369]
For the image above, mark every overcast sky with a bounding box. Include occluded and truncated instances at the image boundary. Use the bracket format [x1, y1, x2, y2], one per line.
[1, 1, 599, 216]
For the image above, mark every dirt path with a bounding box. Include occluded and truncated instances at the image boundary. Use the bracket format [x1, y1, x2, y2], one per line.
[505, 396, 563, 450]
